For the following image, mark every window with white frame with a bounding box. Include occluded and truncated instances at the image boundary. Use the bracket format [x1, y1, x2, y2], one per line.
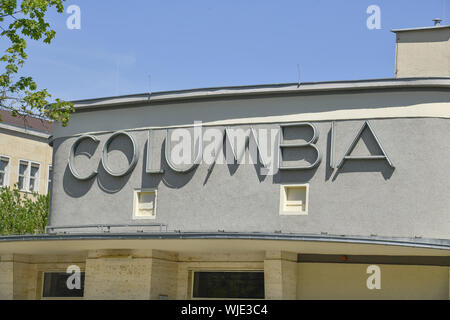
[133, 189, 157, 219]
[279, 184, 309, 215]
[0, 156, 10, 187]
[18, 160, 40, 192]
[47, 165, 53, 194]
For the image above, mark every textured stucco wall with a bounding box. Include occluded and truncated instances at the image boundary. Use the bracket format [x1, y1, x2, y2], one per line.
[395, 28, 450, 78]
[297, 263, 449, 300]
[13, 262, 37, 299]
[150, 257, 178, 299]
[0, 258, 13, 300]
[82, 249, 178, 300]
[264, 251, 297, 299]
[50, 116, 450, 240]
[84, 257, 152, 299]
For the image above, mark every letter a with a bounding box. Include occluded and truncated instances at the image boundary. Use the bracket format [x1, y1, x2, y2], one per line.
[366, 265, 381, 290]
[66, 265, 81, 290]
[337, 121, 394, 168]
[66, 5, 81, 30]
[366, 5, 381, 30]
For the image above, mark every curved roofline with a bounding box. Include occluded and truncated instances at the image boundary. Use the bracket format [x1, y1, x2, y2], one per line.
[71, 77, 450, 111]
[1, 232, 449, 251]
[391, 25, 450, 32]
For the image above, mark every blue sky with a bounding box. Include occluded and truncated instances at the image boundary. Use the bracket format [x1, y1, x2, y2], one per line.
[6, 0, 450, 101]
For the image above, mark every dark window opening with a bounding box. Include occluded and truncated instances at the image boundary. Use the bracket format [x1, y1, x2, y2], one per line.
[42, 272, 85, 298]
[192, 271, 264, 299]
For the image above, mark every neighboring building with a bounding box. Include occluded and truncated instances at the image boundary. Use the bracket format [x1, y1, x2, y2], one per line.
[0, 24, 449, 300]
[0, 110, 53, 195]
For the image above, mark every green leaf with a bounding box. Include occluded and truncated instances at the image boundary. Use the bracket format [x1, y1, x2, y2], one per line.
[0, 0, 73, 126]
[0, 184, 49, 235]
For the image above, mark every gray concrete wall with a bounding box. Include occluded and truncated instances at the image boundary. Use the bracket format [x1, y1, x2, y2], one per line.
[50, 105, 450, 239]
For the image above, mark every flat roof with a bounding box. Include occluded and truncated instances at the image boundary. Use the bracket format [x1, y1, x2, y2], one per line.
[0, 232, 449, 256]
[71, 77, 450, 111]
[391, 25, 450, 33]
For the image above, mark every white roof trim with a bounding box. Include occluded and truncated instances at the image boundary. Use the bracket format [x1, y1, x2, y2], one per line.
[72, 78, 450, 111]
[0, 122, 51, 139]
[391, 25, 450, 32]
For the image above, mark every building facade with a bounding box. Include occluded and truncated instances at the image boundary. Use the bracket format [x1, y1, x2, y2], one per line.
[0, 25, 449, 300]
[0, 110, 53, 195]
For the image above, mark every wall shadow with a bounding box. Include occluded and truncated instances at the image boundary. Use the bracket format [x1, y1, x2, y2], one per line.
[96, 134, 134, 193]
[325, 128, 333, 181]
[253, 157, 268, 183]
[160, 140, 198, 189]
[398, 30, 450, 43]
[272, 167, 318, 185]
[332, 160, 394, 181]
[141, 140, 163, 189]
[62, 165, 96, 198]
[97, 162, 132, 194]
[62, 137, 99, 197]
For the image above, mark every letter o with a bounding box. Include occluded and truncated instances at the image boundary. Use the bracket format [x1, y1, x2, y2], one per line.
[69, 135, 99, 180]
[101, 131, 139, 177]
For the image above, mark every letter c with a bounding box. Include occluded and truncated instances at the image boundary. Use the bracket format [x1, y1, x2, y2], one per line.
[69, 135, 99, 180]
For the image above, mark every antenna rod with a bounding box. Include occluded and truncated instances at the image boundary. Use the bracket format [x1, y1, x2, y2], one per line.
[148, 75, 152, 100]
[115, 59, 119, 96]
[297, 64, 301, 87]
[444, 0, 446, 22]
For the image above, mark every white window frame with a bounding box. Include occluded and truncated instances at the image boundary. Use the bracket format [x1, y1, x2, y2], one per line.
[17, 159, 41, 193]
[132, 188, 157, 220]
[0, 155, 11, 187]
[47, 164, 53, 194]
[279, 183, 309, 216]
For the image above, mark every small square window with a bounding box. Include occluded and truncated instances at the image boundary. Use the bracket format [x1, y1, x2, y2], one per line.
[279, 184, 309, 215]
[133, 189, 157, 219]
